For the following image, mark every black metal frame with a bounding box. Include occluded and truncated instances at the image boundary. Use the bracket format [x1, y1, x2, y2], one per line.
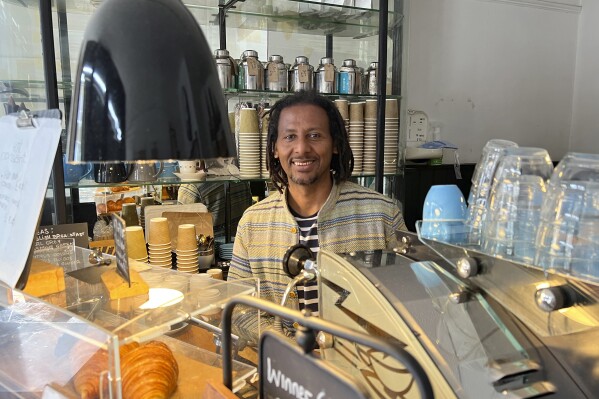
[39, 0, 67, 224]
[221, 295, 434, 398]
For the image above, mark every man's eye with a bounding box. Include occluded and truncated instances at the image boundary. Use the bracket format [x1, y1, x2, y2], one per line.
[309, 133, 321, 139]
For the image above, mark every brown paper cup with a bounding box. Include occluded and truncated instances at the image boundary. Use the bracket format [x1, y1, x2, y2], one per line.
[385, 98, 399, 118]
[365, 99, 377, 120]
[334, 99, 349, 120]
[206, 268, 223, 280]
[349, 102, 364, 122]
[177, 224, 198, 251]
[125, 226, 147, 259]
[228, 111, 236, 134]
[239, 108, 259, 133]
[148, 217, 171, 245]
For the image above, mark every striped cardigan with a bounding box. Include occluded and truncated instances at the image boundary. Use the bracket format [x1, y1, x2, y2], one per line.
[227, 180, 406, 342]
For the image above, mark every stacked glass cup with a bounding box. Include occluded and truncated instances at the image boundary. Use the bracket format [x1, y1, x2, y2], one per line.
[480, 147, 554, 263]
[535, 153, 599, 281]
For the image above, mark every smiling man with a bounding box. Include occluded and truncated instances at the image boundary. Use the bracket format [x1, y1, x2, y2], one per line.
[227, 90, 406, 341]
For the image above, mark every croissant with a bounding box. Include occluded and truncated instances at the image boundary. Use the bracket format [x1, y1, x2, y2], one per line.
[72, 348, 108, 399]
[120, 341, 179, 399]
[73, 341, 141, 399]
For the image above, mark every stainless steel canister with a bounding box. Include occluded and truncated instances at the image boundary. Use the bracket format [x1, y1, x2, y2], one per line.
[315, 57, 338, 94]
[239, 50, 264, 90]
[265, 55, 288, 91]
[338, 59, 361, 94]
[214, 49, 236, 90]
[289, 56, 314, 92]
[366, 62, 378, 95]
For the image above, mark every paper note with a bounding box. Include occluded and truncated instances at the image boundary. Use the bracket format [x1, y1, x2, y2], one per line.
[0, 110, 62, 287]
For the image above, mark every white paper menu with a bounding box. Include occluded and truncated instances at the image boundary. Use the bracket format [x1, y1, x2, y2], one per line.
[0, 110, 62, 287]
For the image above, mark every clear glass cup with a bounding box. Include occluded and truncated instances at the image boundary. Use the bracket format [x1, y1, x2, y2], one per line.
[481, 175, 546, 262]
[535, 153, 599, 282]
[466, 139, 518, 244]
[491, 147, 553, 184]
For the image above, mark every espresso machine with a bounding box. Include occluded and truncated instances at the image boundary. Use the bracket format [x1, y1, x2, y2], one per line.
[297, 231, 599, 398]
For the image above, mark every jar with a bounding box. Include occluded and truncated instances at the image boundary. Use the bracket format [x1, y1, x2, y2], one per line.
[213, 49, 236, 90]
[265, 55, 288, 91]
[365, 62, 378, 95]
[338, 59, 361, 94]
[315, 57, 338, 94]
[238, 50, 264, 90]
[289, 56, 314, 92]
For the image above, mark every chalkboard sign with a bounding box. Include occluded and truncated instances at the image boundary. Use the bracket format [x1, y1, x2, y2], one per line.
[259, 331, 368, 399]
[111, 214, 130, 286]
[36, 223, 89, 249]
[33, 238, 77, 269]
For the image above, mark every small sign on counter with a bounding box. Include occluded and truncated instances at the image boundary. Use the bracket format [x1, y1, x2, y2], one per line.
[259, 331, 368, 399]
[111, 213, 130, 286]
[36, 223, 89, 249]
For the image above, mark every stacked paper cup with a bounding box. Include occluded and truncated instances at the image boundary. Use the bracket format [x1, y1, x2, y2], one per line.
[238, 107, 261, 178]
[260, 110, 270, 178]
[148, 217, 172, 268]
[139, 196, 155, 231]
[348, 102, 364, 175]
[176, 224, 199, 273]
[334, 99, 350, 133]
[125, 226, 148, 263]
[384, 98, 400, 174]
[363, 99, 378, 174]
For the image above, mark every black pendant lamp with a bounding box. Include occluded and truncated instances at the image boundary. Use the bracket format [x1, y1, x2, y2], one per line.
[66, 0, 236, 162]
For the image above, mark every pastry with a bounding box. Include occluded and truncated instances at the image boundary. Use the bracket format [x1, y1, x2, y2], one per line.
[72, 341, 177, 399]
[73, 348, 108, 399]
[121, 341, 179, 399]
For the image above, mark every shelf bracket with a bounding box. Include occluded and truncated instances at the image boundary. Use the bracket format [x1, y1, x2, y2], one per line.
[218, 0, 246, 50]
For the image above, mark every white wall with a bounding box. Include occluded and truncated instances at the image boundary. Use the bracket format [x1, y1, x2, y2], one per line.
[404, 0, 581, 163]
[570, 0, 599, 152]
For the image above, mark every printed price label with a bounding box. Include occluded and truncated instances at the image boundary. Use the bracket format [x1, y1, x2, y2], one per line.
[34, 238, 77, 269]
[36, 223, 89, 249]
[298, 64, 309, 83]
[247, 58, 260, 77]
[267, 63, 278, 81]
[324, 64, 335, 82]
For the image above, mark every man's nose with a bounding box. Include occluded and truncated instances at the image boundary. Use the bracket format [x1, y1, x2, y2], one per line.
[294, 136, 310, 153]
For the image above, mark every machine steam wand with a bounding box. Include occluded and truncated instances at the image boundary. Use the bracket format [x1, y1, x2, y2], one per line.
[274, 244, 317, 332]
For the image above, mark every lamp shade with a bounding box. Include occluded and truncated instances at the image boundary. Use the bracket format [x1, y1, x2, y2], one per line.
[66, 0, 236, 162]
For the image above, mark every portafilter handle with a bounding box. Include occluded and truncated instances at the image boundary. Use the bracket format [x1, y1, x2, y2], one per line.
[282, 243, 316, 278]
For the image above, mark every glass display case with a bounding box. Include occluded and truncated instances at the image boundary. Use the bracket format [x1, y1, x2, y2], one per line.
[0, 245, 257, 397]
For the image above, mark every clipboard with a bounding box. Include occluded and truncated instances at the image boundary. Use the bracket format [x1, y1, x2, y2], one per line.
[0, 109, 63, 289]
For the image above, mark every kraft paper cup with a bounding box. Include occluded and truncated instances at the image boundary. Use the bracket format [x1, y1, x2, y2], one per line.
[177, 224, 198, 251]
[206, 268, 223, 280]
[125, 226, 147, 260]
[365, 99, 377, 120]
[122, 203, 140, 227]
[228, 111, 236, 134]
[349, 101, 364, 122]
[239, 108, 259, 133]
[385, 98, 399, 118]
[148, 217, 171, 245]
[334, 99, 349, 120]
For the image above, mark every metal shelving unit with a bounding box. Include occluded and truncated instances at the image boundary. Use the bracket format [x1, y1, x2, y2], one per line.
[16, 0, 404, 223]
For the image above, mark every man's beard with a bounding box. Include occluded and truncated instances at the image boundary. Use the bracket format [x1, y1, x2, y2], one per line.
[289, 174, 319, 186]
